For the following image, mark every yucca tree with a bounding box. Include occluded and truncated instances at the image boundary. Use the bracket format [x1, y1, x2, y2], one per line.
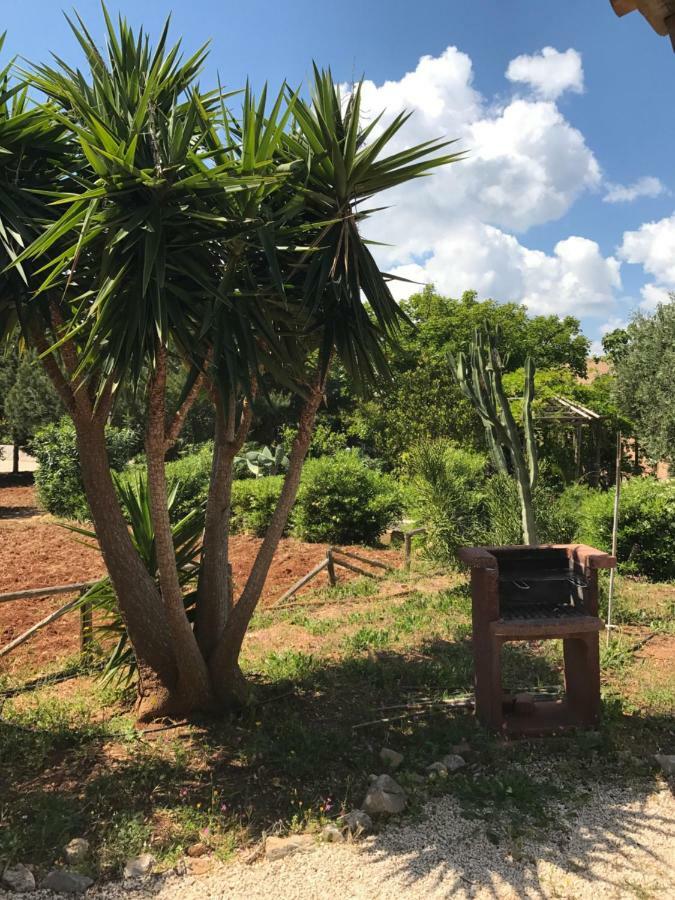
[8, 8, 462, 717]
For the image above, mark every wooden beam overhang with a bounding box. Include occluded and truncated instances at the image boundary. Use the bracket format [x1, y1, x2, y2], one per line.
[610, 0, 675, 50]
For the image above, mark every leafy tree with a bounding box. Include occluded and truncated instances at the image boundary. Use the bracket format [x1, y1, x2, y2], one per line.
[601, 327, 630, 366]
[2, 351, 62, 467]
[347, 287, 591, 468]
[613, 297, 675, 466]
[0, 12, 457, 717]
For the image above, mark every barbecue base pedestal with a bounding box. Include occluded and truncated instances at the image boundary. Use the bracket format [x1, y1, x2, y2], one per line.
[459, 544, 616, 736]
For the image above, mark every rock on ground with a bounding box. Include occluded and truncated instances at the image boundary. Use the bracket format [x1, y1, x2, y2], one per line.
[655, 753, 675, 776]
[123, 854, 155, 879]
[264, 835, 314, 861]
[379, 748, 404, 770]
[39, 870, 94, 894]
[64, 839, 90, 865]
[27, 781, 673, 900]
[2, 863, 35, 892]
[363, 774, 406, 815]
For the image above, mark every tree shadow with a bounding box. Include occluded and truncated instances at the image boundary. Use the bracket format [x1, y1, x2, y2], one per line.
[1, 637, 672, 889]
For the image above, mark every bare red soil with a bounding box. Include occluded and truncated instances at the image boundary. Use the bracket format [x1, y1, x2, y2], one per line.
[0, 483, 400, 675]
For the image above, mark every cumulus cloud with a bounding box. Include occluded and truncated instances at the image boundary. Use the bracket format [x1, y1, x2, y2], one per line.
[618, 215, 675, 310]
[603, 176, 666, 203]
[355, 45, 617, 318]
[505, 47, 584, 99]
[389, 227, 620, 316]
[619, 214, 675, 285]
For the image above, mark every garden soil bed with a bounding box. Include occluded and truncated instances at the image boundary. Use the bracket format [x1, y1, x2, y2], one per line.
[0, 483, 402, 675]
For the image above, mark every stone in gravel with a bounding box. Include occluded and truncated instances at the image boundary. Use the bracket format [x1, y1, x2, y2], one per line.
[40, 870, 94, 894]
[363, 774, 407, 815]
[340, 809, 372, 836]
[265, 835, 314, 861]
[440, 754, 466, 772]
[426, 761, 448, 778]
[64, 837, 90, 864]
[187, 857, 213, 876]
[655, 753, 675, 776]
[321, 824, 344, 843]
[186, 842, 209, 858]
[123, 854, 155, 879]
[379, 747, 404, 770]
[2, 863, 36, 893]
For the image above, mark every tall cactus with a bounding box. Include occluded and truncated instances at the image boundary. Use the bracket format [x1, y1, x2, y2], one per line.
[451, 329, 539, 544]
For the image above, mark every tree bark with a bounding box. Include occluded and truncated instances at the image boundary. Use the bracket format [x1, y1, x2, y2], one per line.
[145, 347, 214, 712]
[195, 393, 253, 659]
[32, 318, 181, 716]
[73, 413, 180, 716]
[209, 380, 324, 704]
[12, 442, 19, 474]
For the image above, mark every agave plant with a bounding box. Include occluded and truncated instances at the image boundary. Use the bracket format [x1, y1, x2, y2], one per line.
[242, 444, 289, 477]
[70, 472, 205, 687]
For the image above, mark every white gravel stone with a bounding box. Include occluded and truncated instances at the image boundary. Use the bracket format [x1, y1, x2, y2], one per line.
[15, 783, 675, 900]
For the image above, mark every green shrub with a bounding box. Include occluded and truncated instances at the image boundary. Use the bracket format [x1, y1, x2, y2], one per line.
[30, 420, 140, 519]
[575, 478, 675, 581]
[162, 443, 213, 521]
[484, 471, 579, 547]
[231, 476, 284, 536]
[292, 451, 402, 544]
[408, 439, 488, 561]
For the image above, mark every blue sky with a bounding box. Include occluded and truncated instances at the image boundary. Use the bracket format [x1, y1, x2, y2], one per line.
[5, 1, 675, 348]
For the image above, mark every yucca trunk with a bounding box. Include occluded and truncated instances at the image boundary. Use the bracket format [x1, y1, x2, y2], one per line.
[73, 413, 181, 716]
[145, 348, 214, 713]
[209, 383, 324, 704]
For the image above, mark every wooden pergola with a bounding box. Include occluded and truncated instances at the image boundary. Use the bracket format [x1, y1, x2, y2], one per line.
[539, 396, 604, 481]
[610, 0, 675, 50]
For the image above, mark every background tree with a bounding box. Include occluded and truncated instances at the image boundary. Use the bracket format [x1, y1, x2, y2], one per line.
[347, 287, 591, 468]
[3, 350, 62, 470]
[613, 297, 675, 466]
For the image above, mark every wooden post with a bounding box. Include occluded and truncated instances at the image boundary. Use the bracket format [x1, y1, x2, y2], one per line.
[12, 442, 19, 475]
[606, 431, 622, 643]
[326, 549, 337, 586]
[404, 533, 412, 571]
[79, 589, 93, 659]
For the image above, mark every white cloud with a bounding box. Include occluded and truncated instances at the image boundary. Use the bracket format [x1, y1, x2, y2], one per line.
[619, 214, 675, 285]
[640, 283, 671, 310]
[505, 47, 584, 100]
[603, 176, 666, 203]
[618, 214, 675, 310]
[356, 45, 614, 318]
[389, 227, 620, 317]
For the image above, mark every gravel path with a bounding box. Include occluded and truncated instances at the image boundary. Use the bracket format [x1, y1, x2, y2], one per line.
[12, 780, 673, 900]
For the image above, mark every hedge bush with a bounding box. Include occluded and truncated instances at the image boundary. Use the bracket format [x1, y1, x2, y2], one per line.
[574, 478, 675, 581]
[30, 420, 140, 519]
[292, 451, 402, 544]
[162, 443, 214, 521]
[231, 476, 284, 536]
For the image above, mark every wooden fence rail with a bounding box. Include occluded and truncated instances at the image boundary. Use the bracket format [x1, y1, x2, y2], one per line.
[0, 581, 98, 660]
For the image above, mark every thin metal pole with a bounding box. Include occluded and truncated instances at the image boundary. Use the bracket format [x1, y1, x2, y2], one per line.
[606, 431, 622, 645]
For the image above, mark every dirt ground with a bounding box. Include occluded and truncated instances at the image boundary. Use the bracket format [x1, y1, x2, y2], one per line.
[0, 482, 402, 675]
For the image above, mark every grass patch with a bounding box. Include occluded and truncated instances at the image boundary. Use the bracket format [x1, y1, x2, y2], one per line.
[1, 575, 671, 878]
